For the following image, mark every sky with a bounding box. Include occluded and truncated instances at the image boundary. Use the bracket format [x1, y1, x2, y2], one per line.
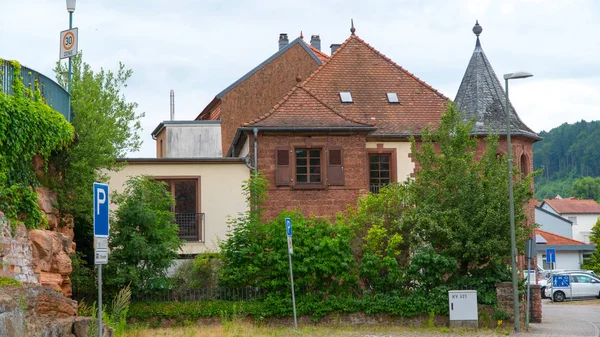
[1, 0, 599, 158]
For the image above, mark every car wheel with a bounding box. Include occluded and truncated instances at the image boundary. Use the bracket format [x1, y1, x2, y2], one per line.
[540, 286, 546, 298]
[554, 291, 565, 302]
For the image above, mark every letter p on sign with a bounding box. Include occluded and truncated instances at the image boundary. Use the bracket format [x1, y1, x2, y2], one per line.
[93, 183, 109, 237]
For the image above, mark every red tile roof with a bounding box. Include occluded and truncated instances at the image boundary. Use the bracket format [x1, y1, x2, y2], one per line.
[301, 34, 449, 135]
[243, 85, 373, 128]
[543, 198, 600, 214]
[535, 229, 586, 245]
[308, 45, 329, 62]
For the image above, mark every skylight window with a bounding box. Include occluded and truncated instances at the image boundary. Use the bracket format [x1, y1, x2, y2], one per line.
[386, 92, 399, 103]
[339, 92, 353, 103]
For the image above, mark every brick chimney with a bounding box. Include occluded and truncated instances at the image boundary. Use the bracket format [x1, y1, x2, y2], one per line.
[310, 35, 321, 51]
[279, 33, 289, 50]
[330, 44, 341, 54]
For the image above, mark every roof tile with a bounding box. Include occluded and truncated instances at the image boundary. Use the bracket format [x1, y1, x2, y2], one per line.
[535, 229, 587, 245]
[543, 198, 600, 214]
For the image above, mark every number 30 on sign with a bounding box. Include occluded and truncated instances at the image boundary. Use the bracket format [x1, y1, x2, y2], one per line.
[60, 28, 79, 59]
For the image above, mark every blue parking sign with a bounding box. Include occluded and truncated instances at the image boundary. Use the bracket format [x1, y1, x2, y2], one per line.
[93, 183, 109, 237]
[285, 218, 292, 237]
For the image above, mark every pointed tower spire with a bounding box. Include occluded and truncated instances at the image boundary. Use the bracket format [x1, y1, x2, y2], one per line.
[454, 21, 539, 140]
[300, 30, 304, 39]
[472, 20, 482, 49]
[350, 19, 356, 35]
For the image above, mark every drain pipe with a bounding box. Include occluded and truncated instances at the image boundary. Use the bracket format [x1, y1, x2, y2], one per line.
[253, 128, 258, 179]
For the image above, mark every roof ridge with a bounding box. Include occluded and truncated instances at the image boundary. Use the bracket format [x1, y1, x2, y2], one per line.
[535, 229, 587, 245]
[299, 86, 374, 127]
[242, 85, 302, 126]
[352, 35, 449, 101]
[307, 44, 329, 61]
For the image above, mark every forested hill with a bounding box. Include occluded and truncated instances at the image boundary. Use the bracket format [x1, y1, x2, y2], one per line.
[533, 120, 600, 201]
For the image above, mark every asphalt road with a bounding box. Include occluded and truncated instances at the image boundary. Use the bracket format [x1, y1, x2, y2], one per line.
[515, 299, 600, 336]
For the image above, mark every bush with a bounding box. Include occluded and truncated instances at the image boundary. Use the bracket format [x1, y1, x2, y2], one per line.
[172, 253, 221, 291]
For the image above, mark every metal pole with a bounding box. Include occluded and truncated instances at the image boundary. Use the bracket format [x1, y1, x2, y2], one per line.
[98, 264, 103, 337]
[526, 257, 531, 331]
[68, 12, 73, 120]
[288, 252, 297, 330]
[505, 78, 520, 332]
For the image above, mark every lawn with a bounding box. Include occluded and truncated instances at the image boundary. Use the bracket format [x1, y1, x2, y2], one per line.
[122, 323, 512, 337]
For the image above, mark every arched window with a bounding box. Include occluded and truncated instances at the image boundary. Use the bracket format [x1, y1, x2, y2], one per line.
[520, 154, 530, 175]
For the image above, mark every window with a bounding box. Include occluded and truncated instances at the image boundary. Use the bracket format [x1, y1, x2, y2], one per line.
[339, 92, 353, 103]
[275, 146, 344, 188]
[296, 149, 322, 184]
[542, 254, 552, 270]
[386, 92, 399, 103]
[157, 178, 203, 242]
[369, 154, 391, 193]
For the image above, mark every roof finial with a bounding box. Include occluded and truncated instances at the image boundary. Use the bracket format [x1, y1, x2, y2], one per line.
[295, 71, 302, 83]
[472, 20, 483, 48]
[300, 30, 304, 39]
[350, 19, 356, 35]
[472, 20, 482, 36]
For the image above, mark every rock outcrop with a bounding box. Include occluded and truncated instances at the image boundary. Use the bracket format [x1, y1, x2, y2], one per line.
[0, 284, 112, 337]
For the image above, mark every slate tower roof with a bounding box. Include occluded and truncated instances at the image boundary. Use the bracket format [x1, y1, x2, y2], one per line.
[454, 21, 539, 140]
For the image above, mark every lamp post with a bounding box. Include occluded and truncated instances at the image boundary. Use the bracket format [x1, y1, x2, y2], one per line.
[504, 71, 533, 333]
[66, 0, 75, 95]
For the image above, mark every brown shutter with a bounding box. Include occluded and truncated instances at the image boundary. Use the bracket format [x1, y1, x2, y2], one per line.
[275, 147, 291, 186]
[327, 148, 344, 186]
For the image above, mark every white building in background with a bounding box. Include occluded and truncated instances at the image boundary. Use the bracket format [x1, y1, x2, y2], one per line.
[540, 198, 600, 244]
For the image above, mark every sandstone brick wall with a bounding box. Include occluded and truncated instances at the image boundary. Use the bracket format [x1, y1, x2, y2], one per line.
[256, 133, 368, 219]
[496, 282, 542, 324]
[219, 43, 321, 155]
[0, 215, 37, 284]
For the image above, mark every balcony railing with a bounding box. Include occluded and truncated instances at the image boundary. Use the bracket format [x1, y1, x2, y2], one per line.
[175, 212, 204, 242]
[369, 184, 388, 194]
[1, 60, 71, 121]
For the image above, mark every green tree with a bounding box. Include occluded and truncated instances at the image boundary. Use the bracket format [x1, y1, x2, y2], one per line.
[571, 176, 600, 201]
[105, 176, 181, 295]
[52, 54, 144, 264]
[408, 103, 535, 278]
[581, 218, 600, 274]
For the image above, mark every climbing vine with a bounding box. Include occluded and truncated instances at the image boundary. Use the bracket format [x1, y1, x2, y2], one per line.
[0, 59, 74, 228]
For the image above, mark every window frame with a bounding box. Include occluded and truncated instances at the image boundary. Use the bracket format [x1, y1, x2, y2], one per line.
[291, 146, 326, 189]
[366, 145, 397, 192]
[154, 176, 201, 214]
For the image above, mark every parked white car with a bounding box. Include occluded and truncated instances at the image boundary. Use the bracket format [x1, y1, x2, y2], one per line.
[545, 272, 600, 302]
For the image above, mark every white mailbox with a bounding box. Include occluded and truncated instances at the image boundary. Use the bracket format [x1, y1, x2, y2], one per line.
[449, 290, 478, 325]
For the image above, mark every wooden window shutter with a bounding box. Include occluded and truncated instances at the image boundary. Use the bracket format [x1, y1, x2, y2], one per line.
[327, 148, 344, 186]
[275, 147, 291, 186]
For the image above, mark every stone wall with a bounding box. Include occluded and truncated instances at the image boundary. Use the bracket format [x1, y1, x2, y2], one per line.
[496, 282, 542, 325]
[0, 185, 75, 296]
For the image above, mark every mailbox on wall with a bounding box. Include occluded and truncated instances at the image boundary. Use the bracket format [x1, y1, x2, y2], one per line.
[448, 290, 478, 328]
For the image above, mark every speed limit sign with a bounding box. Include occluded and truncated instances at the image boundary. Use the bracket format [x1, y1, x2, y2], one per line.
[60, 28, 78, 59]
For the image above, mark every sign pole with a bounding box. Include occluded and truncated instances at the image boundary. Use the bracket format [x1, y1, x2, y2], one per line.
[98, 264, 102, 337]
[526, 256, 530, 331]
[285, 218, 297, 330]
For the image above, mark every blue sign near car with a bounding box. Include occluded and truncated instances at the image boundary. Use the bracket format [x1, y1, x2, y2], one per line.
[93, 183, 109, 237]
[552, 274, 570, 288]
[546, 248, 556, 263]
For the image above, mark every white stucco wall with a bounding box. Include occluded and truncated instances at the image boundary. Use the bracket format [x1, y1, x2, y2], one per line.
[563, 213, 600, 243]
[166, 124, 222, 158]
[366, 141, 414, 182]
[106, 161, 249, 253]
[537, 250, 582, 270]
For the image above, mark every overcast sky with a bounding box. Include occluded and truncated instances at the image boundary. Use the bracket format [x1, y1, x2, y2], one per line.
[1, 0, 599, 158]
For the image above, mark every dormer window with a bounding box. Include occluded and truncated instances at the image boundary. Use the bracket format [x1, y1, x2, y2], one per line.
[386, 92, 399, 104]
[339, 92, 353, 103]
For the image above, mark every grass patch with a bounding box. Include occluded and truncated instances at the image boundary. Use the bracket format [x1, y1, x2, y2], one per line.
[0, 277, 21, 287]
[122, 323, 512, 336]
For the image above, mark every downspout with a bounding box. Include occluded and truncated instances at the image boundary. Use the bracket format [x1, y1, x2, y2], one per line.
[253, 128, 258, 212]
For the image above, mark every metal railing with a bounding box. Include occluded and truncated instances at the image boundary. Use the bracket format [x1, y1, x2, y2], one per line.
[175, 213, 204, 242]
[1, 60, 71, 121]
[369, 184, 388, 194]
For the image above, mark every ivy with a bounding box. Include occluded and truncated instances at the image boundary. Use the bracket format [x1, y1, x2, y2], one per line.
[0, 59, 74, 228]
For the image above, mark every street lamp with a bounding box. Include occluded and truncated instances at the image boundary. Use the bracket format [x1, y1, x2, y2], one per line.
[504, 71, 533, 333]
[66, 0, 76, 95]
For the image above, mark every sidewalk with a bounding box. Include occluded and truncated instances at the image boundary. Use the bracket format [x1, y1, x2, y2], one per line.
[513, 301, 600, 337]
